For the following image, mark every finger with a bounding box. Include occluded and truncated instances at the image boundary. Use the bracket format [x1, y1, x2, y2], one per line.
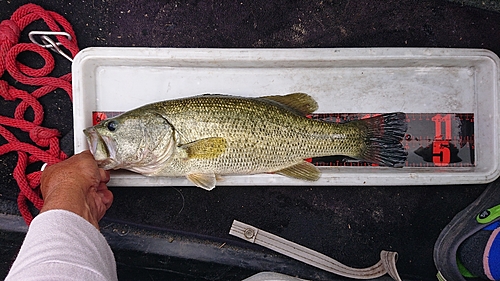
[98, 169, 110, 183]
[79, 150, 93, 157]
[98, 183, 114, 210]
[74, 150, 95, 163]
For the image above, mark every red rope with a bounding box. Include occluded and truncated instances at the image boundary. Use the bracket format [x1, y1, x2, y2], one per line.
[0, 4, 79, 224]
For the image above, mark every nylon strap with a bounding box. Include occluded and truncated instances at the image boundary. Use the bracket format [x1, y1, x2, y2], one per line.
[230, 220, 402, 280]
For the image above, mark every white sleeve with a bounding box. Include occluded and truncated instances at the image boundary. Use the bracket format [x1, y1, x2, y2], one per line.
[5, 209, 117, 281]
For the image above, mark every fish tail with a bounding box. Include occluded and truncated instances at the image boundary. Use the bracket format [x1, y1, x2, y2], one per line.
[356, 112, 408, 167]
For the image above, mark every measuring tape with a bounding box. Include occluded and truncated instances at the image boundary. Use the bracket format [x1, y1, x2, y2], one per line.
[92, 112, 474, 168]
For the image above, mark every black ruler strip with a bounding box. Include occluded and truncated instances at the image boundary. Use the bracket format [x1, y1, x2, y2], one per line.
[309, 113, 474, 167]
[92, 112, 475, 168]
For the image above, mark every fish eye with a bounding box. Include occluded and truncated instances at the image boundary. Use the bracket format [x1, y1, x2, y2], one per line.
[107, 121, 118, 132]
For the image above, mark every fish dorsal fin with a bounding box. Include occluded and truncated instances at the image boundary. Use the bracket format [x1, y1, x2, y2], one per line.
[186, 173, 217, 190]
[274, 161, 321, 181]
[180, 137, 227, 159]
[260, 93, 318, 115]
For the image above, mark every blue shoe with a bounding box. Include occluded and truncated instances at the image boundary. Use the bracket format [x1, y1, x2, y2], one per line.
[434, 182, 500, 280]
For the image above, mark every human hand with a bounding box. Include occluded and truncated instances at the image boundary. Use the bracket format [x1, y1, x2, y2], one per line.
[40, 150, 113, 229]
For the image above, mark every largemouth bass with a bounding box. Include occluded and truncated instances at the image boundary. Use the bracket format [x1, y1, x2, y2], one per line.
[84, 93, 407, 190]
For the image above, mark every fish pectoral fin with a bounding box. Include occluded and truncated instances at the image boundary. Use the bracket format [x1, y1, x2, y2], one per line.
[274, 161, 321, 181]
[186, 173, 217, 190]
[180, 137, 227, 159]
[260, 93, 318, 115]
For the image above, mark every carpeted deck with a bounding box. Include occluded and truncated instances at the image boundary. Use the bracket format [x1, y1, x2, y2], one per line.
[1, 1, 500, 280]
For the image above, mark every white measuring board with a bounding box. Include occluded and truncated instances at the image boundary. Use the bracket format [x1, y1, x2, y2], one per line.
[72, 48, 500, 187]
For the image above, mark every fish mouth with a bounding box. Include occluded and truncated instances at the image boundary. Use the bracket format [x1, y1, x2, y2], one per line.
[83, 127, 118, 169]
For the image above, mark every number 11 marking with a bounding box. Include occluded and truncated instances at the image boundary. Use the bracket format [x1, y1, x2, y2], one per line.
[432, 114, 452, 140]
[431, 114, 452, 166]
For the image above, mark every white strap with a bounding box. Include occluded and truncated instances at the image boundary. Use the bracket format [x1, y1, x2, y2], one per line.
[229, 220, 401, 281]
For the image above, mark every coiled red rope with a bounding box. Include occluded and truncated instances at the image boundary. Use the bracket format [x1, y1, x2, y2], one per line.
[0, 4, 79, 224]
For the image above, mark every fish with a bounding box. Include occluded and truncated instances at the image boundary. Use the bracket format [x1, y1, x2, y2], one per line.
[84, 93, 408, 190]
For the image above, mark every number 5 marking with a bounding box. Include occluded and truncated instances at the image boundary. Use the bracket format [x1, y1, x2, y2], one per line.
[433, 140, 451, 166]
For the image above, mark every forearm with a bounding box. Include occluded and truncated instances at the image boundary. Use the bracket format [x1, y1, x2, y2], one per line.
[6, 210, 117, 281]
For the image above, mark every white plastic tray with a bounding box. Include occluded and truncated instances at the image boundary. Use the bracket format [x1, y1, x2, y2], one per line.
[73, 47, 500, 186]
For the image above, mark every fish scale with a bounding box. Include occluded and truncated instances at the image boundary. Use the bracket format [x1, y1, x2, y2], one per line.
[152, 96, 361, 171]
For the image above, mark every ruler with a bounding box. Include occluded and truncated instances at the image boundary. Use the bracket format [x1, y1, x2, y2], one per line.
[92, 112, 474, 168]
[309, 113, 474, 168]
